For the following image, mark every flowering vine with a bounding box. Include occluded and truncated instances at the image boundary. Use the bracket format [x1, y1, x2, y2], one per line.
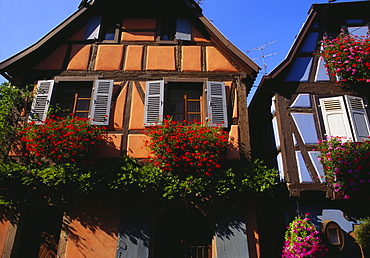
[282, 214, 328, 258]
[320, 32, 370, 83]
[20, 115, 106, 164]
[317, 136, 370, 199]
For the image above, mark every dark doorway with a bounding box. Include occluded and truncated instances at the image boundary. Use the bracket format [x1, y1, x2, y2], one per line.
[153, 206, 212, 258]
[15, 206, 64, 258]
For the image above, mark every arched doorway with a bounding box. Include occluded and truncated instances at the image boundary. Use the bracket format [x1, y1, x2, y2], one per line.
[153, 206, 213, 258]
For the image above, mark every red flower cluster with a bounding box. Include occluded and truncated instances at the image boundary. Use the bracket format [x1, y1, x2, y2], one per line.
[20, 115, 106, 164]
[320, 32, 370, 83]
[144, 118, 228, 176]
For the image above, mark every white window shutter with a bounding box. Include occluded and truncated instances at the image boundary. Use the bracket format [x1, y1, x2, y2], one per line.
[344, 95, 370, 141]
[90, 80, 113, 125]
[84, 16, 101, 40]
[319, 96, 353, 139]
[175, 18, 191, 41]
[144, 80, 164, 126]
[29, 80, 55, 124]
[207, 81, 228, 127]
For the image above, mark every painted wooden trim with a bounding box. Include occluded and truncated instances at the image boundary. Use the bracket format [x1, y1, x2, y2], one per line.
[134, 81, 145, 104]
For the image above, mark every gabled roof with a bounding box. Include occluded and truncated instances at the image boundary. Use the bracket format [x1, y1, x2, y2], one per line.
[257, 0, 370, 88]
[0, 0, 259, 81]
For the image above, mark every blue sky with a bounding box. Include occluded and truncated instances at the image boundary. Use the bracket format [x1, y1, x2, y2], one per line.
[0, 0, 360, 100]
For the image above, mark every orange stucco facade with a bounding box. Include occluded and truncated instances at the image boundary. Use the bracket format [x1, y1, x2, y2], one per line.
[181, 46, 202, 72]
[124, 45, 144, 71]
[67, 44, 91, 70]
[95, 45, 125, 70]
[64, 204, 119, 258]
[34, 45, 68, 70]
[0, 220, 10, 256]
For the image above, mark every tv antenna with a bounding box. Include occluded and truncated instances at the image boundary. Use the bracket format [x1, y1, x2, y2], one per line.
[247, 40, 278, 74]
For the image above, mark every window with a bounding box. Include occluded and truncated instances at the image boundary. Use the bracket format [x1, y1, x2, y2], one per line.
[284, 57, 313, 82]
[158, 18, 191, 42]
[319, 95, 370, 141]
[166, 82, 203, 122]
[144, 80, 227, 127]
[345, 19, 369, 37]
[84, 16, 119, 41]
[29, 79, 113, 125]
[322, 221, 344, 250]
[52, 81, 92, 118]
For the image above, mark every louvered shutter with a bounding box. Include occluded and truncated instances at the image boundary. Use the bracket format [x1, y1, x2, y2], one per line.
[144, 81, 164, 126]
[29, 80, 55, 124]
[90, 80, 113, 125]
[207, 81, 228, 127]
[319, 96, 353, 139]
[344, 95, 370, 141]
[175, 18, 191, 41]
[84, 16, 101, 40]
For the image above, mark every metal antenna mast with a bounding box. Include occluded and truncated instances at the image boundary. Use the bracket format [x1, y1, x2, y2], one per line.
[247, 40, 278, 74]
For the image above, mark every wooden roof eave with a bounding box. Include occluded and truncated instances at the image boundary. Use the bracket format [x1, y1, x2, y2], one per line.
[257, 7, 318, 90]
[0, 7, 88, 71]
[197, 16, 260, 77]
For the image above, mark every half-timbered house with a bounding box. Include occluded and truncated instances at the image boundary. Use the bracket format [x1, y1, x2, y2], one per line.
[0, 0, 261, 257]
[249, 1, 370, 257]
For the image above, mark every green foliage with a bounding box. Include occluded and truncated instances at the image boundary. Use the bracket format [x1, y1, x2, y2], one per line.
[0, 82, 29, 160]
[105, 157, 278, 199]
[355, 218, 370, 248]
[0, 155, 278, 206]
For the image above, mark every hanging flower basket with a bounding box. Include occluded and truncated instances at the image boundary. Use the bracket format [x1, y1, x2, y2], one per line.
[282, 214, 328, 258]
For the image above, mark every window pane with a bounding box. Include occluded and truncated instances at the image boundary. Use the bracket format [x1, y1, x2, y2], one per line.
[172, 114, 184, 121]
[315, 56, 330, 82]
[76, 100, 90, 111]
[160, 18, 176, 41]
[329, 228, 340, 244]
[290, 94, 311, 108]
[299, 32, 319, 53]
[188, 101, 200, 112]
[187, 90, 201, 99]
[75, 112, 89, 119]
[296, 151, 314, 183]
[60, 99, 74, 113]
[170, 89, 184, 99]
[308, 151, 325, 183]
[291, 113, 318, 144]
[349, 26, 369, 37]
[170, 100, 184, 113]
[79, 88, 92, 98]
[285, 57, 313, 82]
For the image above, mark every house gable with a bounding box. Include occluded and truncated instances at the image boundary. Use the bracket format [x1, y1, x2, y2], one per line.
[249, 1, 370, 197]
